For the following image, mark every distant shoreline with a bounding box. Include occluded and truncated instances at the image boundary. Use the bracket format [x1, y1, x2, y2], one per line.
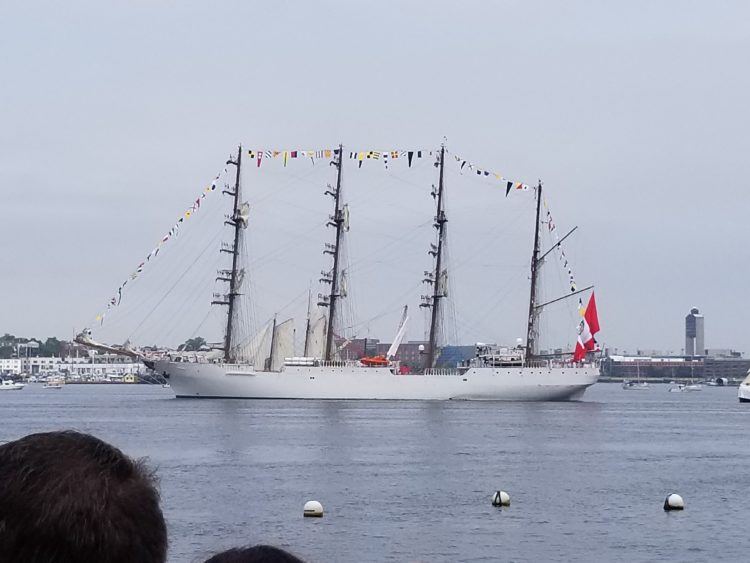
[598, 376, 737, 385]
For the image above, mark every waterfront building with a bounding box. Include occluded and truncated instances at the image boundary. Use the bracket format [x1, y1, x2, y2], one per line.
[0, 353, 143, 380]
[602, 355, 702, 380]
[63, 354, 143, 380]
[685, 307, 705, 357]
[602, 351, 750, 381]
[375, 341, 430, 370]
[0, 358, 23, 376]
[340, 338, 380, 360]
[704, 348, 741, 358]
[339, 337, 429, 370]
[25, 356, 62, 374]
[435, 345, 476, 368]
[0, 356, 62, 375]
[703, 357, 750, 380]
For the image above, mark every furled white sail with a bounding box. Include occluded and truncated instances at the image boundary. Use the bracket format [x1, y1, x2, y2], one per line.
[236, 202, 251, 229]
[238, 321, 273, 369]
[438, 268, 448, 296]
[270, 319, 295, 371]
[342, 204, 350, 232]
[340, 269, 348, 298]
[74, 330, 140, 359]
[304, 314, 327, 359]
[235, 268, 246, 291]
[386, 305, 409, 359]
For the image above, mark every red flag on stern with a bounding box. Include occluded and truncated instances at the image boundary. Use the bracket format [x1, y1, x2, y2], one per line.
[573, 292, 600, 362]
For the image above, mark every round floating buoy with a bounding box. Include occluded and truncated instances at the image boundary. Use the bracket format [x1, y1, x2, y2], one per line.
[491, 490, 511, 507]
[663, 493, 684, 511]
[303, 500, 324, 517]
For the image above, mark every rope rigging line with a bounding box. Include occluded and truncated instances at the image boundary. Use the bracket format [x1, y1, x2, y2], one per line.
[152, 250, 224, 346]
[126, 226, 225, 342]
[446, 199, 534, 275]
[250, 285, 312, 328]
[87, 163, 233, 328]
[91, 199, 227, 334]
[463, 268, 531, 339]
[187, 309, 216, 344]
[87, 145, 543, 352]
[344, 221, 432, 278]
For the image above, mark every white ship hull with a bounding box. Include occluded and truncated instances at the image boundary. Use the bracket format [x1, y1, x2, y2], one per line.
[155, 361, 599, 401]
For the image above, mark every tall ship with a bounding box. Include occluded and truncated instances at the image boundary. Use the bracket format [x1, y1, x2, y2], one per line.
[79, 144, 600, 400]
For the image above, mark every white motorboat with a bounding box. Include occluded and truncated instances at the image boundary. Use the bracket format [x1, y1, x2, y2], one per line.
[738, 371, 750, 403]
[0, 379, 25, 391]
[669, 382, 703, 393]
[622, 380, 649, 390]
[706, 377, 729, 387]
[43, 380, 64, 389]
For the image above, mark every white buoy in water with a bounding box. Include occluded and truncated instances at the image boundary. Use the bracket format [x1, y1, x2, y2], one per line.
[491, 490, 511, 507]
[663, 493, 684, 511]
[303, 500, 324, 517]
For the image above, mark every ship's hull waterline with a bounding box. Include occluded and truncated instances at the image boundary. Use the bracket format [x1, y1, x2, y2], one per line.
[155, 361, 599, 401]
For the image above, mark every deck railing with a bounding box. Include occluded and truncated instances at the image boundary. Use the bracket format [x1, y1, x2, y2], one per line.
[423, 368, 462, 376]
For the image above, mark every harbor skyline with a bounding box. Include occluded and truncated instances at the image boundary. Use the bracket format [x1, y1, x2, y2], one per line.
[2, 1, 749, 353]
[2, 3, 750, 561]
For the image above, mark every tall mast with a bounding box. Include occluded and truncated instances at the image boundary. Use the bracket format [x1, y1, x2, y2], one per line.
[303, 286, 312, 357]
[213, 145, 243, 363]
[324, 144, 345, 362]
[525, 180, 543, 360]
[423, 145, 447, 369]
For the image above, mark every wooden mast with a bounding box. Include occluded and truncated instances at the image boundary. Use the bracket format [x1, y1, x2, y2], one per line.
[525, 180, 543, 361]
[424, 145, 447, 369]
[324, 144, 345, 362]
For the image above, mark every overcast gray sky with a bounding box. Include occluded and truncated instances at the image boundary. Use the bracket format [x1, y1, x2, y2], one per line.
[1, 0, 748, 354]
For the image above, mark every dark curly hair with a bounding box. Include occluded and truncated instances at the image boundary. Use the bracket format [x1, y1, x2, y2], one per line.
[0, 430, 167, 563]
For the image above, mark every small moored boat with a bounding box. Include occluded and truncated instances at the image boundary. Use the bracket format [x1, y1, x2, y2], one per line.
[669, 382, 702, 393]
[738, 371, 750, 403]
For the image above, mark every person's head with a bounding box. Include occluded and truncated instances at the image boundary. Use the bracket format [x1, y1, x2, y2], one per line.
[0, 430, 167, 563]
[205, 545, 304, 563]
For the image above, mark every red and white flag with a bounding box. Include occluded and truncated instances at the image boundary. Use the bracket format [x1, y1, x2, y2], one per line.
[573, 292, 600, 362]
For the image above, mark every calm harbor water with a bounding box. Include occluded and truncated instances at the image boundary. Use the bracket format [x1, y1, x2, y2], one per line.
[1, 383, 748, 562]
